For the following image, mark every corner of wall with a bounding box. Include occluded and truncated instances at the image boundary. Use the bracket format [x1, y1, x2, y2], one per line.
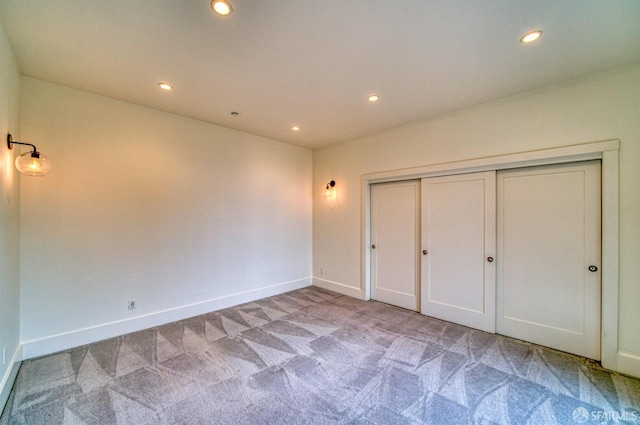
[0, 344, 22, 416]
[312, 277, 364, 300]
[0, 17, 23, 418]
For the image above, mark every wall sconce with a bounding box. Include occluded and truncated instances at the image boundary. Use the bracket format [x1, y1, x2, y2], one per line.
[325, 180, 336, 198]
[325, 180, 337, 210]
[7, 133, 52, 176]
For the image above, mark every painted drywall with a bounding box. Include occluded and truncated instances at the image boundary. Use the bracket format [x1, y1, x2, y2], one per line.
[0, 22, 22, 410]
[313, 63, 640, 377]
[19, 78, 313, 357]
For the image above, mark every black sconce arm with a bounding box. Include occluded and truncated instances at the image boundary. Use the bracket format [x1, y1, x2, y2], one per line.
[7, 134, 40, 157]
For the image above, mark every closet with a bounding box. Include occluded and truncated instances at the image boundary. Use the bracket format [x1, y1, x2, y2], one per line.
[370, 161, 601, 359]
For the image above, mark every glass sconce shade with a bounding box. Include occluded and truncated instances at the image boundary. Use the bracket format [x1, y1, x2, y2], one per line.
[325, 186, 335, 198]
[15, 151, 52, 176]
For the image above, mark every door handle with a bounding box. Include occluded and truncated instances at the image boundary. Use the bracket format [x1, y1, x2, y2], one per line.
[422, 250, 428, 255]
[588, 265, 598, 272]
[371, 244, 376, 249]
[487, 257, 494, 263]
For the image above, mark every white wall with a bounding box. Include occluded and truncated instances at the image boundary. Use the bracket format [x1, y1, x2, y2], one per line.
[313, 63, 640, 377]
[19, 78, 313, 357]
[0, 22, 22, 410]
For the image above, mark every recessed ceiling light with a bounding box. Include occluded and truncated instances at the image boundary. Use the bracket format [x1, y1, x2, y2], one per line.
[291, 126, 300, 132]
[367, 94, 380, 103]
[520, 30, 543, 44]
[158, 82, 173, 91]
[211, 0, 232, 16]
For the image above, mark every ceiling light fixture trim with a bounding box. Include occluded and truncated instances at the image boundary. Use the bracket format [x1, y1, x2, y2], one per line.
[211, 0, 233, 16]
[158, 82, 173, 91]
[520, 30, 543, 44]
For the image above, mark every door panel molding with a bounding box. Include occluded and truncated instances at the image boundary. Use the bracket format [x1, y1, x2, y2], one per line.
[421, 171, 496, 333]
[370, 180, 420, 311]
[497, 161, 601, 359]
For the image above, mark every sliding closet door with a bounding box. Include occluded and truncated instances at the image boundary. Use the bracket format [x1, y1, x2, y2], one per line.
[497, 161, 601, 359]
[421, 171, 496, 333]
[370, 180, 420, 311]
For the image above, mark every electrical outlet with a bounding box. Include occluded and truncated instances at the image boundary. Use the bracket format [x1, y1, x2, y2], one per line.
[320, 268, 324, 275]
[128, 299, 136, 310]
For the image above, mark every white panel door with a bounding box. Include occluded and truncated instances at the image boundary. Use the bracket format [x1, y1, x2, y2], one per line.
[497, 161, 601, 360]
[371, 180, 420, 311]
[421, 171, 496, 333]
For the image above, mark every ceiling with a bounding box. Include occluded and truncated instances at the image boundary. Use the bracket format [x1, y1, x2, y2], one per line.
[1, 1, 639, 149]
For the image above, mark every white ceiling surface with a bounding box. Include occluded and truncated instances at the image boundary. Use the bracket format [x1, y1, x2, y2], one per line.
[1, 1, 639, 149]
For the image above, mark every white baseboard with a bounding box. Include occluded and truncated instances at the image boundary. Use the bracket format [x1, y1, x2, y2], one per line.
[617, 351, 640, 379]
[21, 277, 312, 360]
[0, 344, 22, 416]
[312, 277, 364, 299]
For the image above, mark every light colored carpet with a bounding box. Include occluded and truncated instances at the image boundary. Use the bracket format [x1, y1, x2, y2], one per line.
[1, 287, 639, 424]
